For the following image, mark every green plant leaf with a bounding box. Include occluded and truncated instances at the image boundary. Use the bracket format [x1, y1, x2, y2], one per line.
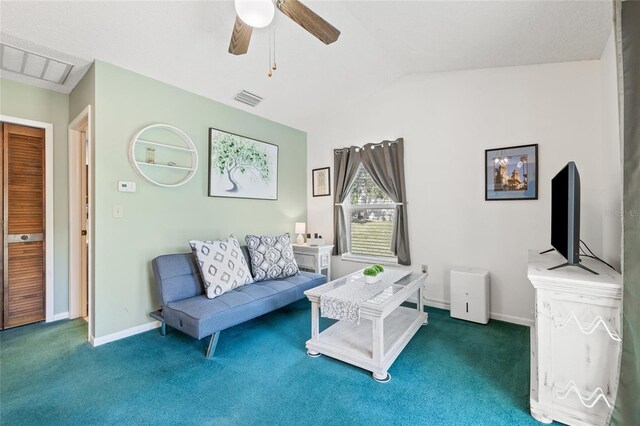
[364, 267, 379, 276]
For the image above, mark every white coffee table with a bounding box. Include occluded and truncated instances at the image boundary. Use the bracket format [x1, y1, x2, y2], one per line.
[304, 269, 428, 382]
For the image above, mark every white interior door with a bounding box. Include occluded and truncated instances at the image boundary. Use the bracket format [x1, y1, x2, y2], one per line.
[80, 131, 88, 318]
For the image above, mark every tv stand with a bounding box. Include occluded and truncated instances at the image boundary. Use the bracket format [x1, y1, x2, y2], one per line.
[539, 248, 555, 255]
[528, 249, 622, 426]
[548, 261, 599, 275]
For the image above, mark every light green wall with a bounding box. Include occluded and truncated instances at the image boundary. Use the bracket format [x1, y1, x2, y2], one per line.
[0, 78, 70, 314]
[92, 61, 307, 337]
[69, 64, 95, 121]
[0, 62, 307, 336]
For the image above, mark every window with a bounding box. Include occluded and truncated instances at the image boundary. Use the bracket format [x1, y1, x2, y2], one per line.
[344, 164, 397, 261]
[333, 139, 410, 265]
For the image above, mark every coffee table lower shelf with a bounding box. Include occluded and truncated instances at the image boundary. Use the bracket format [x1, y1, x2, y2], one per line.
[306, 306, 427, 381]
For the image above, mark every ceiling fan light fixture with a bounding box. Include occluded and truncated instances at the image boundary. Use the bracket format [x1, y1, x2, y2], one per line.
[235, 0, 275, 29]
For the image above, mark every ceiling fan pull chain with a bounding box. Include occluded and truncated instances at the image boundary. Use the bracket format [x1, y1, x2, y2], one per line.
[268, 28, 273, 77]
[272, 23, 277, 71]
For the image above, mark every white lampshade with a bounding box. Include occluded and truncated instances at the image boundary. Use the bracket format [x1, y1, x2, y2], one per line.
[295, 222, 306, 234]
[235, 0, 275, 28]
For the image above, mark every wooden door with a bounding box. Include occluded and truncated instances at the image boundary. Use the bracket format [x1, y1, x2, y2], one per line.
[2, 123, 46, 329]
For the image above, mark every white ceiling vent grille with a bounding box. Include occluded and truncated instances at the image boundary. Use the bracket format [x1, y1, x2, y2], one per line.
[0, 43, 73, 85]
[234, 90, 263, 107]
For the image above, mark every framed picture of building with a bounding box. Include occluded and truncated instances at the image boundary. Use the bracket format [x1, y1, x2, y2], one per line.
[485, 144, 538, 201]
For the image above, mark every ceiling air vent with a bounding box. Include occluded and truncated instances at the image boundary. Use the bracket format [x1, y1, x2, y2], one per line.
[235, 90, 263, 107]
[0, 43, 73, 85]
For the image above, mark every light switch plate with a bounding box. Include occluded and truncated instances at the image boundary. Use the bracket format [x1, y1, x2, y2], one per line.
[118, 181, 136, 192]
[113, 205, 124, 218]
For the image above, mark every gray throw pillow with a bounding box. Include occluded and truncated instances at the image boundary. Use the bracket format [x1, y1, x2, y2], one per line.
[189, 236, 253, 299]
[245, 233, 299, 282]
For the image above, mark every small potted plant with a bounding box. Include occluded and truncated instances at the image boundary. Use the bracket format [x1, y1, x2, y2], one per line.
[363, 264, 385, 284]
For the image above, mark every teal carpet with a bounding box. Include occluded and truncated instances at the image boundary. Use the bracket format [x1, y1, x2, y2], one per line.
[1, 303, 538, 425]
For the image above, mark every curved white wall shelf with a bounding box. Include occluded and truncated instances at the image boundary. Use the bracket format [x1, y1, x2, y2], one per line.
[129, 124, 198, 187]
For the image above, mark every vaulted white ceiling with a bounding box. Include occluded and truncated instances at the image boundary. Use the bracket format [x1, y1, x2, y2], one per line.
[0, 1, 612, 131]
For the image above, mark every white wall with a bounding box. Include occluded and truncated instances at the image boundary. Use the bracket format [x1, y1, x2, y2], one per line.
[600, 30, 623, 270]
[305, 60, 618, 324]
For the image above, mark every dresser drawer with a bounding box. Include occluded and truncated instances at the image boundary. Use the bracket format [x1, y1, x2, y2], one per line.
[295, 253, 315, 269]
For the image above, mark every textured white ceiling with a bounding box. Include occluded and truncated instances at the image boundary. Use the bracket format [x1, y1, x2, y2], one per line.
[0, 1, 612, 131]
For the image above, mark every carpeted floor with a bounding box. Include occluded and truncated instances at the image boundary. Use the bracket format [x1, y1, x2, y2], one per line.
[0, 302, 538, 425]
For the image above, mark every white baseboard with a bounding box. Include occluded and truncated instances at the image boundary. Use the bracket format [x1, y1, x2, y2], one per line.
[51, 311, 69, 322]
[423, 297, 533, 327]
[489, 312, 533, 327]
[91, 320, 161, 347]
[423, 297, 450, 310]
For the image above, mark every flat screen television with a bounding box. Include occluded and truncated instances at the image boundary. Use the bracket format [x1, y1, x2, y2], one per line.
[545, 161, 597, 274]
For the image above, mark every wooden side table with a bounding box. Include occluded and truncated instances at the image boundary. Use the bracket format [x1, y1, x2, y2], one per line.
[292, 244, 334, 280]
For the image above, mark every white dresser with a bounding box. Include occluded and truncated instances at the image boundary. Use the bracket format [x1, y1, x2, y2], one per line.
[292, 244, 334, 280]
[528, 250, 622, 426]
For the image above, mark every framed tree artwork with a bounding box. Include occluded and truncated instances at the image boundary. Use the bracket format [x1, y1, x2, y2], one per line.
[312, 167, 331, 197]
[208, 128, 278, 200]
[485, 143, 538, 201]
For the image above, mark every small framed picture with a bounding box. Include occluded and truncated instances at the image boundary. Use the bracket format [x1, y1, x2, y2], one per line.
[485, 144, 538, 201]
[312, 167, 331, 197]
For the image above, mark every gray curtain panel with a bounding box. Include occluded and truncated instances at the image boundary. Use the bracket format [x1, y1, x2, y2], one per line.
[333, 146, 361, 255]
[612, 1, 640, 425]
[360, 138, 412, 265]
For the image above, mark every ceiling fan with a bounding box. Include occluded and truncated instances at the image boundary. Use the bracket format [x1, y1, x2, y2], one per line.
[229, 0, 341, 55]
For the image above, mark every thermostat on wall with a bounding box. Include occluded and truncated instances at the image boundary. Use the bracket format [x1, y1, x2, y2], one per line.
[118, 181, 137, 193]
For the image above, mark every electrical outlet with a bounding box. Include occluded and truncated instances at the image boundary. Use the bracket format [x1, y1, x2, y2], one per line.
[421, 264, 428, 274]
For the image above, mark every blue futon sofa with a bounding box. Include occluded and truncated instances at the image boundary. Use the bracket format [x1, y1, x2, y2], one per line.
[150, 246, 326, 358]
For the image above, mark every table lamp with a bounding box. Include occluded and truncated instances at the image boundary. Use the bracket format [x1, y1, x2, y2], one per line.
[295, 222, 306, 245]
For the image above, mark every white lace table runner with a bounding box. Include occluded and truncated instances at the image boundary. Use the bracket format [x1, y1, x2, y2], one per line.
[320, 269, 411, 324]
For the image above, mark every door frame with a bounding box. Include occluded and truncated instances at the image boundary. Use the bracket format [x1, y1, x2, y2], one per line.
[68, 105, 93, 340]
[0, 115, 55, 323]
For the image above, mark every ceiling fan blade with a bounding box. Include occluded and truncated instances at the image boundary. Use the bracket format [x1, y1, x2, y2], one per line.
[228, 16, 253, 55]
[277, 0, 340, 45]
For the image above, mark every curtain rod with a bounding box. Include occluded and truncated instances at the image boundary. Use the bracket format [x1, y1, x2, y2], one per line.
[334, 138, 401, 154]
[334, 202, 405, 206]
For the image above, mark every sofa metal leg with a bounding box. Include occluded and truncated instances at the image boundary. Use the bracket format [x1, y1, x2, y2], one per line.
[160, 322, 167, 336]
[205, 332, 220, 359]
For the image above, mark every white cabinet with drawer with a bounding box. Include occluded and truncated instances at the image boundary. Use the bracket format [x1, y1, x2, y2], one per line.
[528, 249, 622, 426]
[292, 244, 334, 279]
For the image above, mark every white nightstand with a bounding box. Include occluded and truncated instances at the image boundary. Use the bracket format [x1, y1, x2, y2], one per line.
[292, 244, 334, 280]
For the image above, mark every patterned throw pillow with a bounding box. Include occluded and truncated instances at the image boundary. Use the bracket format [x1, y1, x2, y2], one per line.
[245, 233, 299, 282]
[189, 237, 253, 299]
